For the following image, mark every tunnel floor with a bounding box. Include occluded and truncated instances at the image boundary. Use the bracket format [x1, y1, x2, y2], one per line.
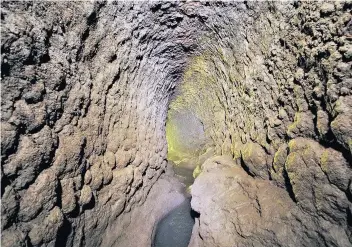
[152, 161, 197, 247]
[173, 165, 194, 188]
[152, 197, 195, 247]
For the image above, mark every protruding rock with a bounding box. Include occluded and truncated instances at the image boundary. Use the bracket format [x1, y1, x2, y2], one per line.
[18, 169, 57, 222]
[287, 112, 315, 138]
[79, 185, 93, 207]
[102, 165, 113, 185]
[241, 142, 269, 179]
[331, 112, 352, 153]
[60, 178, 77, 214]
[286, 138, 349, 223]
[84, 170, 92, 185]
[28, 207, 64, 246]
[3, 126, 56, 189]
[270, 144, 288, 187]
[1, 122, 18, 157]
[1, 186, 18, 229]
[2, 228, 26, 247]
[316, 110, 329, 137]
[191, 153, 351, 247]
[104, 151, 116, 169]
[320, 3, 335, 15]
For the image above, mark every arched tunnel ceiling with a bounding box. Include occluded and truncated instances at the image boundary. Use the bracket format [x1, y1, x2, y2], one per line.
[1, 1, 352, 247]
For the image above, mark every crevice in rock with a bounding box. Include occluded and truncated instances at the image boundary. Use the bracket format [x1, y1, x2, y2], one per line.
[347, 207, 352, 227]
[1, 60, 10, 78]
[190, 209, 200, 219]
[282, 167, 297, 203]
[318, 135, 352, 165]
[347, 180, 352, 203]
[55, 217, 73, 247]
[239, 155, 255, 178]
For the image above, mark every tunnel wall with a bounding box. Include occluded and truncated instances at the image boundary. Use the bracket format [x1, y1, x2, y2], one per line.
[1, 1, 351, 247]
[166, 110, 207, 163]
[1, 1, 204, 246]
[182, 2, 352, 246]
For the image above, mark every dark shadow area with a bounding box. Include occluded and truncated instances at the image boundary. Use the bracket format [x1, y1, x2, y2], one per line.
[283, 168, 297, 203]
[82, 194, 96, 211]
[190, 209, 200, 219]
[347, 206, 352, 227]
[239, 155, 255, 178]
[55, 217, 73, 247]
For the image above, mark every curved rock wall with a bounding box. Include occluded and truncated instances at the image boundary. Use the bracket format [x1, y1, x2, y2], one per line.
[184, 2, 352, 247]
[1, 1, 203, 246]
[1, 1, 351, 247]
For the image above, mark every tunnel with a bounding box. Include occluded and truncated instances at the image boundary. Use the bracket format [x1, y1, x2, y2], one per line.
[1, 1, 352, 247]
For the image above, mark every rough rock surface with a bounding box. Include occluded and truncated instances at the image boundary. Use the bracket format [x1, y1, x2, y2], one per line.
[179, 1, 352, 247]
[1, 1, 351, 247]
[1, 1, 200, 246]
[100, 170, 186, 247]
[190, 155, 351, 247]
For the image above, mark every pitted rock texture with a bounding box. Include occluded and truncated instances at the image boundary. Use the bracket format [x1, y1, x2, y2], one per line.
[1, 1, 352, 247]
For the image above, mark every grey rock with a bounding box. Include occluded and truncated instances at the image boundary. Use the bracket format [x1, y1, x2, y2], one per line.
[320, 3, 335, 15]
[28, 206, 64, 246]
[1, 186, 18, 230]
[241, 142, 269, 179]
[60, 178, 77, 215]
[79, 185, 92, 207]
[190, 154, 351, 247]
[1, 122, 18, 157]
[1, 228, 26, 247]
[18, 169, 57, 222]
[1, 1, 351, 247]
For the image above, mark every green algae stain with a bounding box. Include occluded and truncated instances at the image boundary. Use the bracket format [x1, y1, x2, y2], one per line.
[166, 54, 218, 164]
[166, 114, 183, 162]
[192, 165, 202, 179]
[320, 150, 329, 172]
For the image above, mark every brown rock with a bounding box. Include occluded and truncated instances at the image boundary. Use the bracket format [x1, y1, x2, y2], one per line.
[1, 122, 18, 157]
[287, 111, 316, 138]
[90, 164, 103, 191]
[84, 170, 92, 185]
[331, 112, 352, 153]
[190, 154, 351, 247]
[270, 144, 288, 187]
[102, 165, 113, 185]
[286, 138, 350, 223]
[316, 110, 329, 137]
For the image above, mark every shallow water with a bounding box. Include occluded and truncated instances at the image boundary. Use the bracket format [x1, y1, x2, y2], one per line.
[152, 198, 195, 247]
[172, 165, 194, 188]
